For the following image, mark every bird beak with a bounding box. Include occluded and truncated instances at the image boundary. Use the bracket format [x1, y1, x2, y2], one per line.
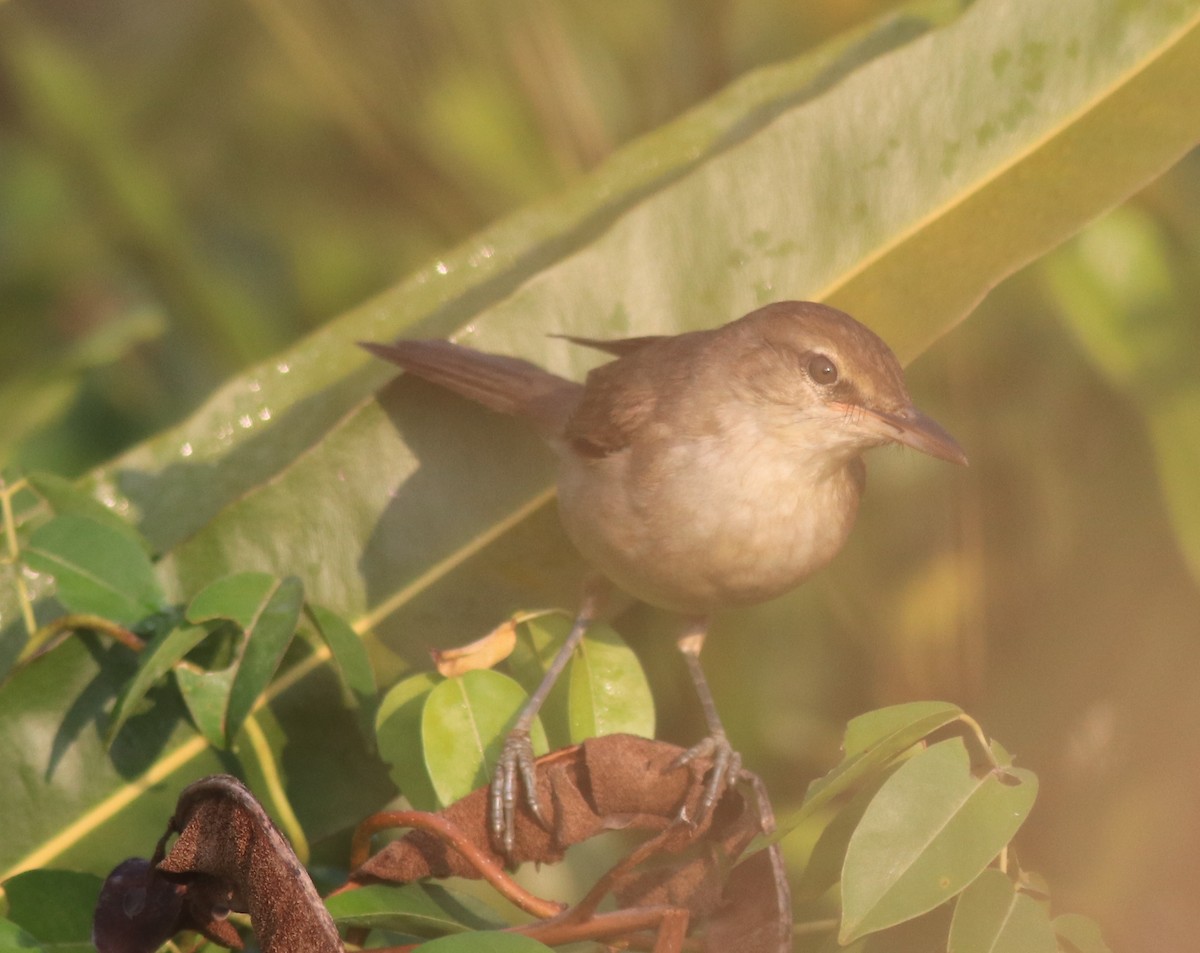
[851, 405, 969, 466]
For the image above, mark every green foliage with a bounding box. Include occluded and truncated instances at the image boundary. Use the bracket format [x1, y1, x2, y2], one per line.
[0, 0, 1198, 948]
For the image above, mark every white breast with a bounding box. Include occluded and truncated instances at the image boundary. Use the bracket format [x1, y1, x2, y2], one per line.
[555, 413, 863, 614]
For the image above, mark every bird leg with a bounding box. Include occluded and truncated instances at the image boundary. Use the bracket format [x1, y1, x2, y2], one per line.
[671, 616, 742, 826]
[491, 579, 609, 858]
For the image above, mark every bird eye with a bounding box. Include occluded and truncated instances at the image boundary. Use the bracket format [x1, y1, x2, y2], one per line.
[806, 353, 838, 385]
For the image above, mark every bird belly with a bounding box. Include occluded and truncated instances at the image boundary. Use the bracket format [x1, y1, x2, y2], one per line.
[555, 435, 861, 614]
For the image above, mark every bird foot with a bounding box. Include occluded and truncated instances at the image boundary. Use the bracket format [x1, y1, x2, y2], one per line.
[490, 727, 550, 859]
[670, 731, 742, 827]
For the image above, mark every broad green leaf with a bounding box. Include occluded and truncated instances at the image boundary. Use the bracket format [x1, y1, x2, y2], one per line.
[566, 621, 654, 743]
[5, 0, 1199, 887]
[104, 622, 210, 746]
[1, 870, 101, 945]
[187, 571, 278, 627]
[25, 472, 149, 552]
[224, 575, 305, 744]
[792, 701, 962, 825]
[1053, 913, 1114, 953]
[796, 763, 897, 901]
[375, 671, 441, 810]
[840, 739, 1038, 942]
[306, 603, 377, 747]
[421, 670, 548, 808]
[413, 934, 553, 953]
[947, 869, 1056, 953]
[21, 515, 162, 625]
[843, 701, 963, 758]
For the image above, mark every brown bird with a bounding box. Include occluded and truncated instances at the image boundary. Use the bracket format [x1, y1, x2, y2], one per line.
[362, 300, 967, 853]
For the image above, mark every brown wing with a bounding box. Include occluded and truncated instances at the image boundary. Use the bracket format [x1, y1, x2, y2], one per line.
[551, 333, 669, 358]
[563, 355, 658, 456]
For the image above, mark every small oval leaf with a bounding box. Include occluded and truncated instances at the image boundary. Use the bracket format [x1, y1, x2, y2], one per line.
[566, 621, 654, 743]
[376, 671, 441, 810]
[422, 670, 548, 808]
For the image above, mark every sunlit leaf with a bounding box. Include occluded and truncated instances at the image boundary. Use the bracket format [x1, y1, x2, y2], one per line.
[947, 869, 1056, 953]
[791, 701, 962, 827]
[840, 739, 1038, 942]
[421, 670, 548, 808]
[375, 671, 441, 810]
[22, 515, 162, 625]
[25, 472, 148, 551]
[566, 621, 654, 744]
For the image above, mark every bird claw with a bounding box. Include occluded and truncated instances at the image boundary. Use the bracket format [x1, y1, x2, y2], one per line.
[490, 727, 550, 859]
[670, 731, 742, 827]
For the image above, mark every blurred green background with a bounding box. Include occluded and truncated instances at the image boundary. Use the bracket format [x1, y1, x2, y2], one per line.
[2, 1, 1199, 949]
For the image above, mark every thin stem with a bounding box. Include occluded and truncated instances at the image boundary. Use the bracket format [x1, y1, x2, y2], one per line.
[18, 613, 145, 665]
[0, 477, 37, 637]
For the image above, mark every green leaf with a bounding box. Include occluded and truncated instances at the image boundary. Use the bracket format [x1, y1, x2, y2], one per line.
[840, 739, 1038, 942]
[842, 701, 964, 758]
[1053, 913, 1114, 953]
[421, 670, 548, 808]
[306, 603, 377, 747]
[174, 664, 235, 748]
[325, 883, 469, 937]
[796, 763, 897, 901]
[413, 933, 553, 953]
[375, 671, 441, 810]
[224, 575, 305, 744]
[508, 613, 574, 748]
[186, 571, 279, 627]
[25, 472, 149, 552]
[566, 621, 654, 744]
[947, 869, 1057, 953]
[0, 916, 42, 950]
[104, 622, 211, 746]
[791, 701, 962, 828]
[1, 870, 102, 945]
[22, 515, 162, 625]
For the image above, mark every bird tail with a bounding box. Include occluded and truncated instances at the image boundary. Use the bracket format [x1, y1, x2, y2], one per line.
[359, 339, 578, 434]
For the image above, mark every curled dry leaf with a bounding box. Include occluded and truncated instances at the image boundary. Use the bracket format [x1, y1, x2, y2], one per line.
[93, 856, 242, 953]
[154, 775, 342, 953]
[431, 617, 519, 676]
[95, 775, 340, 953]
[347, 733, 791, 953]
